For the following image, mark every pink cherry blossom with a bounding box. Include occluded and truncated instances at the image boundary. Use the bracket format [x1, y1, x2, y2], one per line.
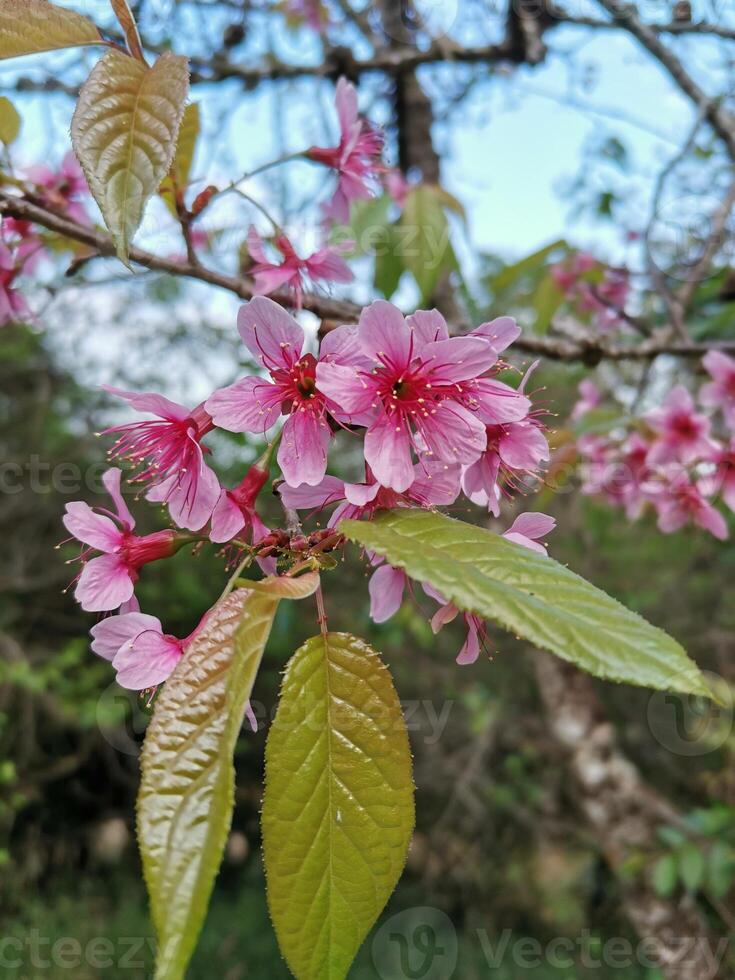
[651, 473, 728, 540]
[423, 583, 486, 665]
[2, 217, 44, 273]
[63, 469, 179, 611]
[645, 385, 715, 466]
[502, 512, 556, 554]
[469, 315, 522, 358]
[247, 227, 353, 309]
[90, 611, 186, 689]
[316, 301, 518, 492]
[284, 0, 327, 30]
[102, 387, 219, 531]
[27, 150, 90, 226]
[210, 453, 273, 544]
[306, 78, 384, 223]
[0, 242, 30, 326]
[551, 251, 597, 291]
[280, 460, 461, 526]
[383, 169, 412, 208]
[369, 563, 408, 624]
[571, 379, 602, 421]
[703, 437, 735, 514]
[462, 418, 549, 516]
[206, 297, 366, 487]
[700, 351, 735, 428]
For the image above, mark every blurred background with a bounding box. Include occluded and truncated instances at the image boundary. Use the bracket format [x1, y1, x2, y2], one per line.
[1, 1, 735, 977]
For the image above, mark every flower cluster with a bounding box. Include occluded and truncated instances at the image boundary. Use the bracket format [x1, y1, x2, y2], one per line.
[573, 351, 735, 540]
[1, 153, 93, 326]
[26, 150, 90, 227]
[551, 252, 630, 333]
[63, 298, 552, 686]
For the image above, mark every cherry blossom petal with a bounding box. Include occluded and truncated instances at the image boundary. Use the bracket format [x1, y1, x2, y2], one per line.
[319, 324, 365, 365]
[101, 385, 189, 421]
[409, 462, 462, 506]
[306, 251, 354, 284]
[335, 77, 359, 137]
[63, 501, 123, 552]
[505, 512, 556, 541]
[462, 453, 500, 499]
[246, 225, 270, 264]
[358, 300, 412, 367]
[420, 401, 487, 465]
[368, 564, 406, 623]
[205, 376, 283, 433]
[471, 316, 520, 353]
[473, 379, 531, 425]
[421, 337, 498, 383]
[406, 309, 450, 344]
[365, 413, 414, 492]
[112, 630, 183, 689]
[695, 501, 729, 540]
[499, 423, 549, 470]
[90, 612, 162, 661]
[146, 449, 220, 531]
[315, 361, 377, 415]
[209, 491, 246, 543]
[456, 617, 482, 665]
[279, 475, 346, 510]
[75, 554, 134, 612]
[702, 350, 735, 385]
[429, 601, 459, 633]
[252, 265, 298, 295]
[278, 411, 331, 487]
[343, 481, 381, 506]
[237, 296, 304, 371]
[102, 467, 136, 530]
[722, 472, 735, 513]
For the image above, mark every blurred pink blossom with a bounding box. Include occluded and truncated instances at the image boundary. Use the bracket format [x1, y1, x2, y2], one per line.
[247, 226, 353, 308]
[307, 78, 385, 223]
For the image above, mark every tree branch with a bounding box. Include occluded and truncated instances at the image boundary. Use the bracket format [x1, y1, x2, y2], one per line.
[595, 0, 735, 161]
[4, 190, 735, 363]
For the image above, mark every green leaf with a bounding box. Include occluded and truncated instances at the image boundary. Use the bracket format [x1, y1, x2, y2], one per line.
[262, 633, 415, 980]
[138, 588, 281, 980]
[678, 843, 705, 893]
[335, 194, 392, 257]
[0, 0, 103, 60]
[707, 841, 735, 898]
[488, 239, 568, 295]
[652, 855, 678, 897]
[0, 97, 21, 144]
[430, 183, 467, 221]
[657, 826, 687, 849]
[71, 49, 190, 261]
[340, 509, 710, 697]
[531, 272, 565, 334]
[374, 222, 405, 299]
[401, 185, 451, 302]
[159, 102, 200, 215]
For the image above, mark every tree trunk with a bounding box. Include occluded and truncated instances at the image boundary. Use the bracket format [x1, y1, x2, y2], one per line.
[376, 0, 460, 320]
[534, 652, 727, 980]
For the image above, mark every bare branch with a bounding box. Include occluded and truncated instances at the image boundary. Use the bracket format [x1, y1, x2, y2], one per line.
[595, 0, 735, 160]
[3, 190, 734, 364]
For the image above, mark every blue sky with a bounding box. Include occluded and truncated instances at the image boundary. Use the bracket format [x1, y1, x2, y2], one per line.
[2, 2, 733, 395]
